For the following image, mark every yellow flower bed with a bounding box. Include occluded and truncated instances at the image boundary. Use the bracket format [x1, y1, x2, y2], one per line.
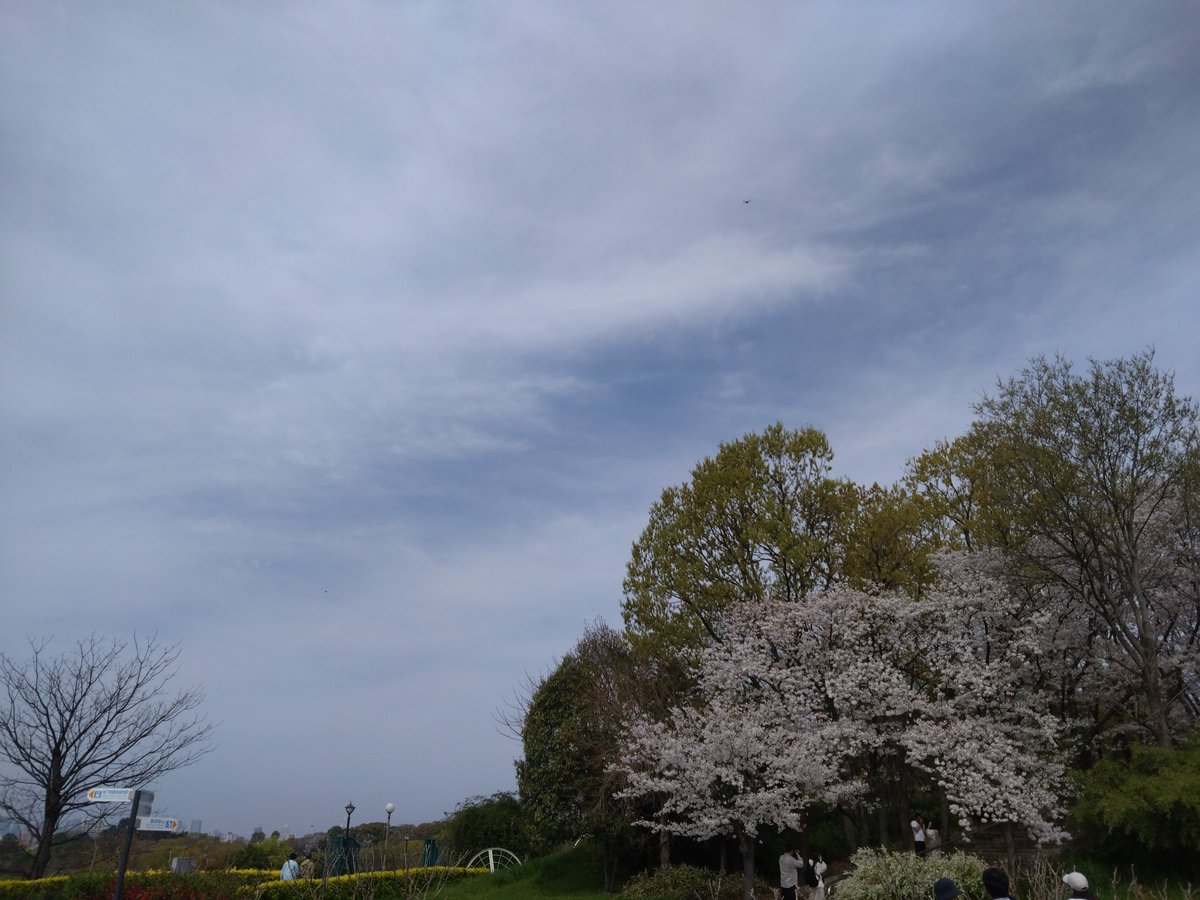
[0, 866, 489, 900]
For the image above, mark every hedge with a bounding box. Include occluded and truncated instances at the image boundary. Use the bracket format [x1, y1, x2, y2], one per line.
[0, 867, 488, 900]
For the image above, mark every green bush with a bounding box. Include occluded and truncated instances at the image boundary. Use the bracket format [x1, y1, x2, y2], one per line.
[444, 792, 530, 860]
[1069, 734, 1200, 871]
[621, 863, 772, 900]
[833, 848, 989, 900]
[0, 869, 274, 900]
[0, 867, 490, 900]
[252, 866, 488, 899]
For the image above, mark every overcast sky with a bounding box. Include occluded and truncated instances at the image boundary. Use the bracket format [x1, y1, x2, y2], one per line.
[2, 1, 1198, 839]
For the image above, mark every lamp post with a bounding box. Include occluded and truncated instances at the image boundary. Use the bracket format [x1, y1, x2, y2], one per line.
[383, 802, 394, 871]
[342, 802, 355, 875]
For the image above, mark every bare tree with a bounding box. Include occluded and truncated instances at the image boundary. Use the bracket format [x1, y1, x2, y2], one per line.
[0, 634, 215, 878]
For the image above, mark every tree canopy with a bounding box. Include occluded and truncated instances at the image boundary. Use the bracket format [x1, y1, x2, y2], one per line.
[623, 423, 858, 655]
[909, 350, 1200, 747]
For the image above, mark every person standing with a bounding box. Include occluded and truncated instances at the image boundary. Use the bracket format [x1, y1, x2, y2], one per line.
[1063, 872, 1095, 900]
[982, 867, 1015, 900]
[280, 851, 300, 881]
[911, 815, 927, 856]
[810, 856, 827, 900]
[935, 877, 964, 900]
[779, 847, 808, 900]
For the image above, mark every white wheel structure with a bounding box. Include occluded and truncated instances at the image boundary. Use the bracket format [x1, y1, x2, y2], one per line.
[466, 847, 522, 873]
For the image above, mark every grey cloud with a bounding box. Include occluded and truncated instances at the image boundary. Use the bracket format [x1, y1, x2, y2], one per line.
[3, 0, 1198, 835]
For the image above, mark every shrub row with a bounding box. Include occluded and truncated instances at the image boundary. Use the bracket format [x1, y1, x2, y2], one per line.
[0, 867, 487, 900]
[253, 867, 489, 899]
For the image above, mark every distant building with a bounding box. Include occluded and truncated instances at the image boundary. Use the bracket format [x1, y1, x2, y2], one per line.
[189, 820, 202, 834]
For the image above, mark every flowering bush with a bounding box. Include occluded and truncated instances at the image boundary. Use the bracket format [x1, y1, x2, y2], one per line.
[832, 848, 988, 900]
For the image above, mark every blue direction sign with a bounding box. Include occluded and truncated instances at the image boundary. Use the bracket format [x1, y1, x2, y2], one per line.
[137, 816, 180, 832]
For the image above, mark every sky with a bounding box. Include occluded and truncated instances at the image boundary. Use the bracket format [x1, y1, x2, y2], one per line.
[2, 1, 1198, 840]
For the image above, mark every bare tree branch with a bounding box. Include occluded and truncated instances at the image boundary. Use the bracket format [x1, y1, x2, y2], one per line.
[0, 634, 215, 878]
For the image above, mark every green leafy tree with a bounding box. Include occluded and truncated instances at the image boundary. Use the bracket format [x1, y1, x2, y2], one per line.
[623, 423, 858, 655]
[445, 792, 527, 860]
[842, 482, 942, 596]
[229, 841, 270, 869]
[517, 654, 593, 850]
[908, 351, 1200, 748]
[0, 833, 30, 877]
[515, 621, 665, 889]
[904, 430, 994, 553]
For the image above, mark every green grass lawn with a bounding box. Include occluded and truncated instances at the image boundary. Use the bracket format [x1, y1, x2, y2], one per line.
[438, 847, 615, 900]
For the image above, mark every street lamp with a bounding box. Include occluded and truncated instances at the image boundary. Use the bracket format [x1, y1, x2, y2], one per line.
[383, 802, 394, 870]
[341, 802, 356, 876]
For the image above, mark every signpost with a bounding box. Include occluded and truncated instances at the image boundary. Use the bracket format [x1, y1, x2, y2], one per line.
[136, 816, 180, 832]
[86, 786, 181, 900]
[87, 788, 153, 817]
[87, 787, 135, 803]
[114, 789, 142, 900]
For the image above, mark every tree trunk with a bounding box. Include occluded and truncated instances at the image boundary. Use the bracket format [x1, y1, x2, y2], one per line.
[939, 787, 951, 849]
[876, 804, 889, 847]
[897, 765, 912, 847]
[719, 838, 728, 874]
[30, 811, 59, 879]
[599, 836, 615, 893]
[659, 823, 670, 867]
[1140, 630, 1173, 748]
[1127, 568, 1173, 749]
[841, 810, 858, 853]
[30, 768, 64, 880]
[738, 829, 757, 900]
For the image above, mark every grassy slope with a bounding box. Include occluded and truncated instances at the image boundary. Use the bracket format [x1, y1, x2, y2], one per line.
[439, 846, 615, 900]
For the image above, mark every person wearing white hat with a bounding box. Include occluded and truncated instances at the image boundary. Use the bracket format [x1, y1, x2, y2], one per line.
[1063, 872, 1095, 900]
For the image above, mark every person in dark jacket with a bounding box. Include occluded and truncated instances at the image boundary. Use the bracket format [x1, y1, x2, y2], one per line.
[983, 867, 1014, 900]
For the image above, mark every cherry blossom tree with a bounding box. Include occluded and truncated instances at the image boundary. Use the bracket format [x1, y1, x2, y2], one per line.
[617, 553, 1070, 899]
[618, 678, 859, 900]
